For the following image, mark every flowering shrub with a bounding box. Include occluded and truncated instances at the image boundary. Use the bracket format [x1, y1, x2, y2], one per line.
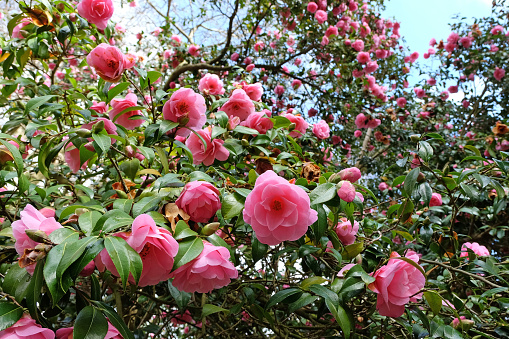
[0, 0, 508, 338]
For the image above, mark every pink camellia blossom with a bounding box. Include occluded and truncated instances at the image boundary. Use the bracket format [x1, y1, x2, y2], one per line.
[354, 113, 380, 129]
[170, 241, 238, 293]
[494, 67, 505, 81]
[241, 110, 273, 134]
[0, 314, 54, 338]
[337, 180, 356, 202]
[176, 181, 221, 223]
[307, 2, 318, 13]
[77, 0, 114, 30]
[441, 91, 450, 100]
[460, 242, 490, 257]
[97, 214, 178, 287]
[429, 193, 442, 206]
[109, 93, 144, 129]
[198, 74, 225, 95]
[379, 182, 390, 191]
[219, 89, 255, 122]
[90, 100, 108, 115]
[448, 85, 458, 93]
[368, 252, 425, 317]
[352, 39, 365, 52]
[86, 44, 126, 83]
[243, 170, 318, 245]
[230, 52, 239, 61]
[427, 78, 437, 86]
[186, 126, 229, 165]
[188, 45, 200, 56]
[65, 142, 88, 173]
[338, 167, 361, 183]
[414, 87, 427, 98]
[364, 61, 378, 74]
[246, 64, 255, 72]
[81, 117, 118, 152]
[12, 204, 63, 274]
[337, 263, 356, 277]
[12, 18, 31, 39]
[312, 120, 330, 139]
[285, 114, 309, 138]
[325, 26, 339, 38]
[163, 88, 207, 137]
[357, 52, 371, 64]
[315, 10, 327, 24]
[292, 79, 303, 89]
[56, 322, 122, 339]
[335, 218, 360, 245]
[354, 130, 362, 138]
[274, 85, 285, 96]
[396, 97, 406, 108]
[491, 25, 504, 35]
[242, 82, 263, 101]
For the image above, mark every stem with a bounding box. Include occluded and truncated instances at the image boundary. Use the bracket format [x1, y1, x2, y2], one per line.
[108, 155, 129, 193]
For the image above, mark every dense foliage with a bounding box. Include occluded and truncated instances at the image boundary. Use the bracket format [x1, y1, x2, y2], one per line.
[0, 0, 508, 338]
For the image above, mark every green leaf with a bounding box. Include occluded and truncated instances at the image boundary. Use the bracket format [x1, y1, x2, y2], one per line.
[106, 82, 129, 103]
[398, 199, 415, 223]
[202, 304, 229, 318]
[300, 276, 327, 290]
[120, 158, 140, 181]
[325, 299, 351, 339]
[265, 288, 302, 309]
[25, 95, 56, 113]
[0, 301, 24, 332]
[464, 145, 481, 157]
[57, 237, 99, 281]
[288, 293, 318, 313]
[0, 138, 24, 175]
[158, 120, 179, 137]
[92, 132, 111, 153]
[341, 242, 364, 260]
[168, 280, 191, 310]
[221, 193, 244, 219]
[94, 302, 134, 339]
[68, 239, 105, 278]
[251, 234, 268, 263]
[418, 141, 433, 162]
[310, 183, 337, 205]
[73, 306, 108, 339]
[78, 211, 102, 236]
[309, 284, 339, 305]
[424, 133, 445, 143]
[104, 236, 143, 289]
[189, 171, 214, 182]
[59, 204, 105, 220]
[423, 291, 442, 315]
[132, 196, 161, 217]
[404, 168, 420, 197]
[172, 237, 204, 269]
[26, 260, 44, 321]
[2, 264, 31, 302]
[271, 116, 291, 129]
[173, 220, 198, 240]
[311, 204, 327, 242]
[233, 125, 259, 135]
[211, 126, 227, 139]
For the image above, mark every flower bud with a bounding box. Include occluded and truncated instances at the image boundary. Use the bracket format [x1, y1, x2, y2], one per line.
[115, 190, 128, 199]
[241, 139, 250, 147]
[417, 172, 426, 183]
[410, 134, 420, 142]
[76, 128, 92, 138]
[25, 229, 52, 244]
[328, 172, 342, 183]
[201, 222, 221, 236]
[336, 180, 356, 202]
[69, 13, 77, 22]
[91, 119, 105, 134]
[288, 123, 296, 131]
[452, 317, 474, 331]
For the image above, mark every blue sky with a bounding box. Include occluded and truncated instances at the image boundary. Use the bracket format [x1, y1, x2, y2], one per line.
[383, 0, 492, 53]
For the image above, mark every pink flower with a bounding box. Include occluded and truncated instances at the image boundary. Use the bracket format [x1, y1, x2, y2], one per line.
[307, 2, 318, 13]
[78, 1, 114, 29]
[176, 181, 221, 223]
[86, 43, 126, 82]
[91, 100, 108, 114]
[292, 79, 302, 89]
[65, 142, 88, 173]
[98, 214, 178, 287]
[198, 74, 225, 95]
[274, 85, 285, 96]
[396, 97, 406, 108]
[170, 241, 238, 293]
[354, 113, 380, 129]
[352, 39, 364, 52]
[368, 252, 425, 317]
[494, 67, 505, 81]
[429, 193, 442, 206]
[81, 117, 118, 151]
[325, 26, 339, 37]
[188, 45, 200, 56]
[315, 10, 327, 24]
[109, 93, 143, 129]
[163, 88, 207, 137]
[460, 242, 490, 257]
[491, 25, 504, 35]
[448, 85, 458, 93]
[357, 52, 370, 64]
[414, 87, 426, 98]
[354, 130, 362, 138]
[0, 314, 54, 338]
[243, 170, 317, 245]
[337, 264, 356, 277]
[241, 110, 273, 134]
[337, 180, 356, 202]
[230, 53, 239, 61]
[12, 19, 31, 39]
[220, 89, 255, 122]
[379, 182, 390, 191]
[335, 218, 360, 245]
[285, 114, 309, 138]
[246, 64, 255, 72]
[186, 126, 229, 165]
[312, 120, 330, 139]
[338, 167, 361, 183]
[242, 82, 263, 101]
[427, 78, 436, 86]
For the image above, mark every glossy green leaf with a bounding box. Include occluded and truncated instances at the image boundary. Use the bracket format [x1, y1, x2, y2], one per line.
[0, 301, 24, 332]
[73, 306, 108, 339]
[172, 236, 204, 269]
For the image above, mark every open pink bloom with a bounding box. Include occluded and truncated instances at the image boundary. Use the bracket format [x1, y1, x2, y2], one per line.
[354, 113, 380, 129]
[0, 314, 54, 339]
[109, 93, 144, 129]
[77, 0, 114, 30]
[315, 10, 327, 24]
[285, 114, 309, 138]
[56, 322, 123, 339]
[12, 18, 31, 39]
[312, 120, 330, 139]
[307, 2, 318, 13]
[97, 214, 178, 287]
[81, 117, 118, 152]
[243, 170, 318, 245]
[335, 218, 360, 245]
[170, 241, 238, 293]
[337, 180, 356, 202]
[242, 82, 263, 101]
[65, 142, 88, 173]
[368, 252, 425, 317]
[460, 242, 490, 257]
[186, 126, 229, 165]
[494, 67, 505, 81]
[12, 204, 63, 274]
[241, 110, 273, 134]
[188, 45, 200, 56]
[378, 182, 390, 191]
[448, 85, 458, 93]
[163, 88, 207, 137]
[352, 39, 364, 52]
[338, 167, 361, 183]
[91, 100, 108, 115]
[429, 193, 442, 206]
[491, 25, 504, 35]
[86, 44, 126, 82]
[198, 74, 225, 95]
[357, 52, 371, 64]
[396, 97, 406, 108]
[176, 181, 221, 223]
[220, 89, 255, 122]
